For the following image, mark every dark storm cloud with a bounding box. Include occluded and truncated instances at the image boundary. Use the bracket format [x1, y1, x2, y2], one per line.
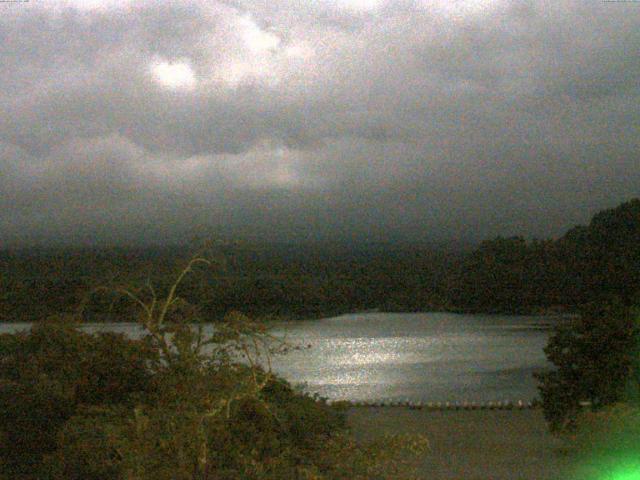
[0, 0, 639, 246]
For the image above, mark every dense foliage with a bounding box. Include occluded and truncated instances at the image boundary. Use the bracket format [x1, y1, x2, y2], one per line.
[447, 199, 640, 313]
[0, 243, 454, 322]
[0, 321, 156, 478]
[535, 300, 640, 432]
[444, 236, 568, 313]
[0, 258, 427, 480]
[3, 198, 640, 320]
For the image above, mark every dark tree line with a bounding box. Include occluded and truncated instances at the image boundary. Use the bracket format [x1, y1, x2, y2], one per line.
[0, 243, 456, 322]
[2, 198, 640, 321]
[445, 198, 640, 313]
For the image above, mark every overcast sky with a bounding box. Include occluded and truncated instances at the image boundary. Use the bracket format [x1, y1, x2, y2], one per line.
[1, 0, 639, 247]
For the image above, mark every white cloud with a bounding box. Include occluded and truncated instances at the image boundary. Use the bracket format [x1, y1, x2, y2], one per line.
[39, 0, 135, 12]
[237, 14, 281, 54]
[418, 0, 503, 18]
[1, 0, 640, 245]
[336, 0, 384, 12]
[150, 58, 197, 91]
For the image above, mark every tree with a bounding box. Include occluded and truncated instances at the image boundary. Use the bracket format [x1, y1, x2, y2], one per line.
[535, 298, 640, 432]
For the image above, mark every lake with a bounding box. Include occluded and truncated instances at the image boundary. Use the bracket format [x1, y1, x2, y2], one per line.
[0, 312, 558, 403]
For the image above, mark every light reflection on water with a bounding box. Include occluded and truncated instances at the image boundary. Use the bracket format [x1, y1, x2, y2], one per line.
[267, 312, 557, 402]
[0, 312, 559, 402]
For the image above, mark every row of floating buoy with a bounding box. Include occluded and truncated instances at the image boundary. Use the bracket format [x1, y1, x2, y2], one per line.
[332, 399, 540, 410]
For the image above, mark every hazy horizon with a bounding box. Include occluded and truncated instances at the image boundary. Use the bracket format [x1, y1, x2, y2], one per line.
[0, 198, 630, 250]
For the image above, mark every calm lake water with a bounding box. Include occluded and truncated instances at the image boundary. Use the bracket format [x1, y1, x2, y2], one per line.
[0, 312, 559, 403]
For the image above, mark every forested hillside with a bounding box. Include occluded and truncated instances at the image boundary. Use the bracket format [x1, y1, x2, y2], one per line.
[0, 243, 456, 322]
[2, 199, 639, 321]
[445, 199, 640, 313]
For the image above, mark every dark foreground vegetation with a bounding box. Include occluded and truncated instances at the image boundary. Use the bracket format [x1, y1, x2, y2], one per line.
[2, 198, 640, 321]
[536, 299, 640, 431]
[0, 260, 426, 479]
[532, 278, 640, 478]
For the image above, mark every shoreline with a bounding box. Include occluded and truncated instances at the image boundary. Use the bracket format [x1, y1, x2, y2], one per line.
[0, 308, 576, 324]
[334, 399, 541, 410]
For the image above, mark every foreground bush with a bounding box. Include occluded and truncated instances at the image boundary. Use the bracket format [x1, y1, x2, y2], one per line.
[0, 321, 155, 478]
[0, 255, 427, 479]
[535, 299, 640, 432]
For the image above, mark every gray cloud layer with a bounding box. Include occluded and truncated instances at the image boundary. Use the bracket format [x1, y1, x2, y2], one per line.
[1, 0, 639, 246]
